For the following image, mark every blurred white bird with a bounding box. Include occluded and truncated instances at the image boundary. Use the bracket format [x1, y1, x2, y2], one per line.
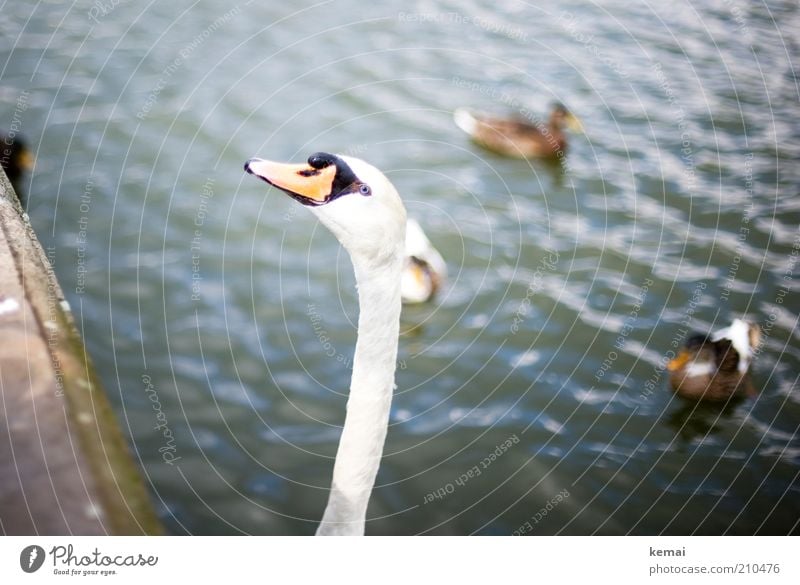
[401, 218, 446, 304]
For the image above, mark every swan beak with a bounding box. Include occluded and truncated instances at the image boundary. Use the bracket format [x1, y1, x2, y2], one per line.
[245, 158, 337, 205]
[565, 113, 584, 134]
[667, 350, 690, 372]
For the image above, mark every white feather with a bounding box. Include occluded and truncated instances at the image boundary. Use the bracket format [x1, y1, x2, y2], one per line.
[712, 318, 753, 374]
[399, 219, 446, 304]
[405, 218, 446, 277]
[453, 108, 478, 135]
[685, 361, 715, 378]
[0, 297, 20, 316]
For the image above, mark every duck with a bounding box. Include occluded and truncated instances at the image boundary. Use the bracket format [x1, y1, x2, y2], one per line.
[0, 133, 34, 202]
[667, 319, 760, 402]
[453, 102, 582, 159]
[401, 218, 446, 304]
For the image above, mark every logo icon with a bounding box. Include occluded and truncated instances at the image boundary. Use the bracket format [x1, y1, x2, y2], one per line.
[20, 545, 45, 573]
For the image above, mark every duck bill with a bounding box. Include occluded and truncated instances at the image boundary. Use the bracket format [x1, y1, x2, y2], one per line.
[667, 351, 689, 372]
[566, 113, 584, 134]
[244, 158, 336, 206]
[19, 148, 35, 171]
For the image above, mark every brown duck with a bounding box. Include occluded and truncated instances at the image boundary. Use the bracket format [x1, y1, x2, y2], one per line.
[1, 133, 34, 201]
[668, 319, 760, 402]
[453, 103, 582, 159]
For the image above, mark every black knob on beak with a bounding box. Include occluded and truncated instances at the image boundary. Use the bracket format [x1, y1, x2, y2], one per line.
[308, 152, 337, 169]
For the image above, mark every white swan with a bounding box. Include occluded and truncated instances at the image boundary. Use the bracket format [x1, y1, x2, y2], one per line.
[245, 152, 406, 536]
[401, 218, 446, 304]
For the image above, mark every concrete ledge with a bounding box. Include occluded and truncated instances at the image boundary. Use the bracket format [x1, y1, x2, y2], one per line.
[0, 169, 162, 535]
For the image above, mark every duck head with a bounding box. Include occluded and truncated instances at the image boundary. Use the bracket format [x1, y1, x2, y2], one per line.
[0, 134, 34, 182]
[668, 334, 714, 376]
[550, 103, 583, 133]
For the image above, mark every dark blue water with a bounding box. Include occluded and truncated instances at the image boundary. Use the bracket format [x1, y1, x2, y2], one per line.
[2, 0, 798, 534]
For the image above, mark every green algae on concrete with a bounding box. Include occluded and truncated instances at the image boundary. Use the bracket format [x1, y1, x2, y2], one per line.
[0, 168, 162, 535]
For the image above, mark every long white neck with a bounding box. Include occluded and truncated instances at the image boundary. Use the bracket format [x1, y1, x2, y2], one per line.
[315, 248, 403, 536]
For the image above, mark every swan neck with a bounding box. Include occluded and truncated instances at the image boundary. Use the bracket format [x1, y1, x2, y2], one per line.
[316, 250, 403, 535]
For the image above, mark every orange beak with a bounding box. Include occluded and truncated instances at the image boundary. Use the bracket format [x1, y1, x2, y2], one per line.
[667, 350, 690, 372]
[18, 148, 35, 171]
[245, 158, 336, 205]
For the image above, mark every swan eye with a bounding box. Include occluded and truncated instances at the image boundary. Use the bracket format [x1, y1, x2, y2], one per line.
[358, 184, 371, 196]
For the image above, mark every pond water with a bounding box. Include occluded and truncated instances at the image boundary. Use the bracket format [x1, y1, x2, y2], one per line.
[2, 0, 798, 534]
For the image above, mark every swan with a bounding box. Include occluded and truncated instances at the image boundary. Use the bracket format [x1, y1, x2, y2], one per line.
[245, 151, 406, 535]
[667, 318, 760, 401]
[401, 218, 446, 304]
[453, 102, 582, 159]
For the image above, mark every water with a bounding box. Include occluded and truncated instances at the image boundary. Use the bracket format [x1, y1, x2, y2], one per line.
[2, 0, 799, 535]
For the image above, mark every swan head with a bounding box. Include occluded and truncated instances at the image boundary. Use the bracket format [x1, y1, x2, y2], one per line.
[245, 152, 406, 264]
